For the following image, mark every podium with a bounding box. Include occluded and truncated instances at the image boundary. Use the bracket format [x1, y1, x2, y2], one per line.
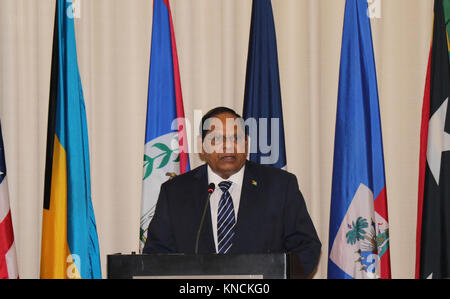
[107, 253, 307, 279]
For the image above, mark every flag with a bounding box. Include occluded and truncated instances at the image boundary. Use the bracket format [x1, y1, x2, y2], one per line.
[140, 0, 189, 252]
[40, 0, 101, 279]
[415, 0, 450, 279]
[328, 0, 391, 279]
[243, 0, 287, 169]
[0, 122, 18, 279]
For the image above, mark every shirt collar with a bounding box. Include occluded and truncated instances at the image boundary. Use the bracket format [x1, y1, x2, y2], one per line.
[207, 164, 245, 188]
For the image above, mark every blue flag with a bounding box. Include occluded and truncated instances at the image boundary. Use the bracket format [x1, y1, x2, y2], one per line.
[140, 0, 189, 251]
[327, 0, 391, 279]
[243, 0, 287, 169]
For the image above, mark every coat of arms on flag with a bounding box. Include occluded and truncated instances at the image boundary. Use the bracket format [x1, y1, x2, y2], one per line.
[140, 132, 183, 248]
[330, 184, 389, 278]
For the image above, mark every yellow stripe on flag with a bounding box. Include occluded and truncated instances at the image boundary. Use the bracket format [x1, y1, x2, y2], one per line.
[40, 135, 80, 279]
[447, 29, 449, 51]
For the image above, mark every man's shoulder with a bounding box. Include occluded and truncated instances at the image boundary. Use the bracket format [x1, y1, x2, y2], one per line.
[245, 161, 301, 197]
[161, 164, 207, 189]
[245, 160, 296, 182]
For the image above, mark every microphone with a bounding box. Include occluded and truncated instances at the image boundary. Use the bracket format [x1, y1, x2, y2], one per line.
[194, 183, 215, 254]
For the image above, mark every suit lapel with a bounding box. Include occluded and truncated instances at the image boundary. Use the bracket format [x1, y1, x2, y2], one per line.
[193, 165, 216, 254]
[230, 161, 262, 254]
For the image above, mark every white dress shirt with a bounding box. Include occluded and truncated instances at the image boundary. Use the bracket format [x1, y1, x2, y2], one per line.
[207, 165, 245, 253]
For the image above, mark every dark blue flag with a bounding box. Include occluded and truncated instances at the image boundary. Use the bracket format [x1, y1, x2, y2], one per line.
[243, 0, 287, 169]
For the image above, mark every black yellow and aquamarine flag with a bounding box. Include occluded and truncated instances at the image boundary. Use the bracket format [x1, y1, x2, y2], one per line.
[40, 0, 101, 279]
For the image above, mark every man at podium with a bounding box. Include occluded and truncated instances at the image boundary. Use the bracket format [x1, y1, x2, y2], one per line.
[143, 107, 321, 276]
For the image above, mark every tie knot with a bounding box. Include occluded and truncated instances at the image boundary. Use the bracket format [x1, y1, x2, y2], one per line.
[218, 181, 232, 192]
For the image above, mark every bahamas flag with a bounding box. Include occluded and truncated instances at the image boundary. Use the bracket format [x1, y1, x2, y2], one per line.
[40, 0, 101, 279]
[243, 0, 287, 169]
[140, 0, 189, 251]
[328, 0, 391, 279]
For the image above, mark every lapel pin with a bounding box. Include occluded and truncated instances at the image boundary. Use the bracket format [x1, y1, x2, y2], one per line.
[251, 180, 258, 187]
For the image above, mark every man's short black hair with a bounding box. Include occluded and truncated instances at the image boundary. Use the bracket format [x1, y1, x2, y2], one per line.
[200, 107, 244, 140]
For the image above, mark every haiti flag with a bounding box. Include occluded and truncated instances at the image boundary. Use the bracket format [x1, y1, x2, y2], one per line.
[327, 0, 391, 279]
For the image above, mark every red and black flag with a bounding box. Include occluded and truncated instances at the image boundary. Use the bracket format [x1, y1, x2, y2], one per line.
[415, 0, 450, 279]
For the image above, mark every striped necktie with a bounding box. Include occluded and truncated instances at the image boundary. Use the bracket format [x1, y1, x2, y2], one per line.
[217, 181, 235, 254]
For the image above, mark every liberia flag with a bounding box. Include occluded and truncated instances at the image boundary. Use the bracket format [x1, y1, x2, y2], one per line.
[415, 0, 450, 279]
[327, 0, 391, 279]
[0, 122, 18, 279]
[139, 0, 189, 252]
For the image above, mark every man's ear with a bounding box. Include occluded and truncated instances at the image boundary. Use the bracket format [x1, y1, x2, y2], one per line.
[197, 135, 206, 161]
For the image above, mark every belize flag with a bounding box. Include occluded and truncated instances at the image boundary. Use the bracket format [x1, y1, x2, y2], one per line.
[139, 0, 189, 252]
[327, 0, 391, 279]
[40, 0, 101, 279]
[243, 0, 287, 169]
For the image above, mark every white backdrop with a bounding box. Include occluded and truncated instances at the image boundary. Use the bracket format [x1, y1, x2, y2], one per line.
[0, 0, 433, 278]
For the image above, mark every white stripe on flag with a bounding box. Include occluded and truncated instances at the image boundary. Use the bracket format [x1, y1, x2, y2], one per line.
[0, 178, 10, 222]
[6, 242, 18, 279]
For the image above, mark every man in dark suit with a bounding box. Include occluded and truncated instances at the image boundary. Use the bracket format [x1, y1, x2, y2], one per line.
[143, 107, 321, 276]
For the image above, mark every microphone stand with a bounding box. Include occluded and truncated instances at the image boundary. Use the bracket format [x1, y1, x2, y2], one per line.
[195, 184, 215, 254]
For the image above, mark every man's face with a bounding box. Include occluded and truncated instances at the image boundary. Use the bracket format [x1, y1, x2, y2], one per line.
[201, 112, 248, 179]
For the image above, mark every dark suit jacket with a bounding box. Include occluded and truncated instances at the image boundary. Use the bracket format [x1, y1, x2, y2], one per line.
[143, 160, 321, 275]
